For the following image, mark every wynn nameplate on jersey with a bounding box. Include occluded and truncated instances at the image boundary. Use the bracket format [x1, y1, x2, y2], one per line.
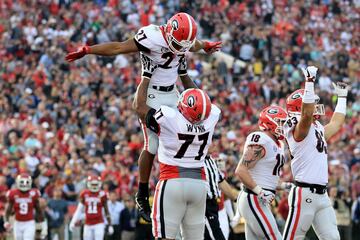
[187, 124, 206, 133]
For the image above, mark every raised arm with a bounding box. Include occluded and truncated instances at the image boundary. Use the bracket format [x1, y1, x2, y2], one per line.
[293, 66, 318, 141]
[324, 82, 348, 141]
[132, 54, 158, 121]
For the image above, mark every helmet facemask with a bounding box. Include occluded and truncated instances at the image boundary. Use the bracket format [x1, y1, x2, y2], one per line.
[16, 177, 32, 192]
[167, 31, 195, 54]
[87, 180, 102, 193]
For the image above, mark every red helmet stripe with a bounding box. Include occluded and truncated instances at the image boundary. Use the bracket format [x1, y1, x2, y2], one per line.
[199, 90, 207, 121]
[184, 13, 193, 41]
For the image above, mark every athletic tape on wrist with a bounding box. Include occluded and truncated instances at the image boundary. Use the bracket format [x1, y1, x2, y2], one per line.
[334, 97, 347, 115]
[303, 82, 315, 103]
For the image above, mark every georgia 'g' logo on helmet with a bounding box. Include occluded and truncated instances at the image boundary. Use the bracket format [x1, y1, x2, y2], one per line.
[171, 20, 179, 30]
[259, 106, 287, 140]
[291, 92, 302, 99]
[187, 95, 195, 107]
[177, 89, 211, 124]
[267, 108, 279, 114]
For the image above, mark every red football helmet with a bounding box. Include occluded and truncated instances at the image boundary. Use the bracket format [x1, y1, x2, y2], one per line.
[258, 106, 287, 140]
[165, 12, 197, 54]
[16, 173, 32, 192]
[87, 175, 102, 193]
[286, 89, 325, 117]
[178, 88, 212, 124]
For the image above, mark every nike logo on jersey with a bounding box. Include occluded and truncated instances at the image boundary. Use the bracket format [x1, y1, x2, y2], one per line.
[263, 193, 272, 197]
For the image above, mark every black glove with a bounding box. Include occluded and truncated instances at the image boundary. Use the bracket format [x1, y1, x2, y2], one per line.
[140, 53, 158, 79]
[178, 55, 187, 76]
[145, 108, 160, 134]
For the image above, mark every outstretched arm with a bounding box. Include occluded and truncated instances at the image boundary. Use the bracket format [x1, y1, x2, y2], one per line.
[293, 66, 318, 141]
[324, 82, 348, 141]
[65, 38, 139, 62]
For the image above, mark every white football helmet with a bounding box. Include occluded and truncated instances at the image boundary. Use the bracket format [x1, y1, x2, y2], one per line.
[87, 175, 102, 192]
[16, 173, 32, 192]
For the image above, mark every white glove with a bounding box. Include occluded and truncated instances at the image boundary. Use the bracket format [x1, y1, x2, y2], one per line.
[258, 189, 275, 205]
[332, 82, 349, 97]
[40, 221, 48, 239]
[108, 225, 114, 235]
[279, 182, 293, 192]
[69, 222, 76, 232]
[301, 66, 318, 82]
[230, 208, 241, 228]
[140, 53, 158, 79]
[3, 221, 11, 231]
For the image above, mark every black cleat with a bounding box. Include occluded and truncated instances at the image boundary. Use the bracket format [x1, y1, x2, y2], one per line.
[135, 192, 151, 222]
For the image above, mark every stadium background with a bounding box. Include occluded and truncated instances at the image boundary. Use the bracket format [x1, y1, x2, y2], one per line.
[0, 0, 359, 239]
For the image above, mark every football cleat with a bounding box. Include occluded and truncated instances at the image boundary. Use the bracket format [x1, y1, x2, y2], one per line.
[135, 192, 151, 222]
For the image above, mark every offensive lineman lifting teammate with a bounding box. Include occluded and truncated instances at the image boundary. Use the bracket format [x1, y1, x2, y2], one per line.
[235, 106, 289, 240]
[66, 12, 221, 221]
[282, 66, 348, 240]
[4, 174, 47, 240]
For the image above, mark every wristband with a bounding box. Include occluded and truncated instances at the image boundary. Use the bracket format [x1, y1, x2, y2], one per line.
[303, 82, 315, 103]
[334, 97, 347, 115]
[252, 185, 262, 195]
[84, 46, 91, 54]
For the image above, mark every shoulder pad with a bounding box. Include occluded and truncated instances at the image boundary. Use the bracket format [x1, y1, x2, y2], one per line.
[159, 106, 176, 119]
[210, 104, 221, 118]
[245, 131, 269, 146]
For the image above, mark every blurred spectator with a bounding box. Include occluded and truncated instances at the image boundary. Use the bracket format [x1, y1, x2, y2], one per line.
[0, 0, 358, 239]
[46, 188, 68, 240]
[330, 186, 352, 240]
[120, 197, 137, 240]
[106, 191, 124, 240]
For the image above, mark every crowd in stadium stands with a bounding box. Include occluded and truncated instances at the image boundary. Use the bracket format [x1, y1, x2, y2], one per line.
[0, 0, 359, 239]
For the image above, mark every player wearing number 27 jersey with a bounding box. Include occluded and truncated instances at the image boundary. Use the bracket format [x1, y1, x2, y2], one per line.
[282, 66, 348, 240]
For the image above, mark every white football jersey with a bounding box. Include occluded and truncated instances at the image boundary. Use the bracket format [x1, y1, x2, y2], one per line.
[284, 116, 328, 185]
[244, 131, 285, 190]
[155, 104, 221, 168]
[134, 24, 183, 86]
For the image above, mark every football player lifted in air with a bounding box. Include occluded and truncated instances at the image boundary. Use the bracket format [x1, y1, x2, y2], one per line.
[66, 12, 221, 222]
